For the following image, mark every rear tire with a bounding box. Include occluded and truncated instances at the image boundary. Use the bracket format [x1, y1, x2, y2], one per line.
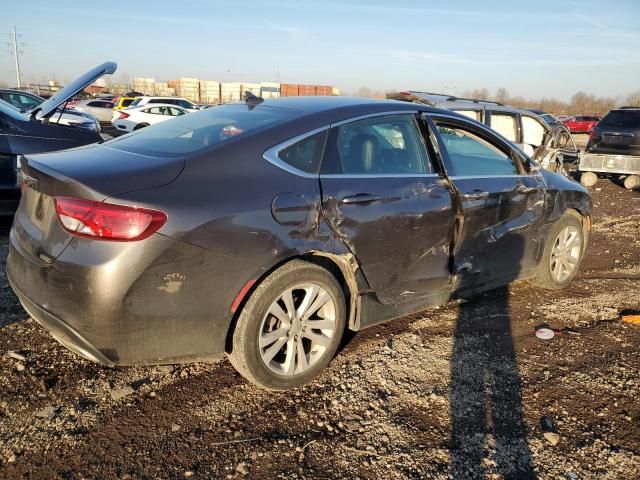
[134, 123, 149, 130]
[580, 172, 598, 187]
[228, 260, 346, 390]
[532, 212, 585, 290]
[623, 175, 640, 190]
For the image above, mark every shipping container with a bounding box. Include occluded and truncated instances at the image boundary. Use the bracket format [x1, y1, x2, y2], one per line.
[241, 82, 261, 98]
[133, 77, 156, 96]
[280, 83, 299, 97]
[315, 85, 333, 96]
[260, 82, 280, 99]
[220, 82, 243, 103]
[199, 80, 220, 104]
[298, 84, 316, 96]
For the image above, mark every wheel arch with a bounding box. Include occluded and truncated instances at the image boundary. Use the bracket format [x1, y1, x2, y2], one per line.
[224, 251, 364, 354]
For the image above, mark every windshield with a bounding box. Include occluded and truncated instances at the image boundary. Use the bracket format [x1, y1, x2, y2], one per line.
[600, 111, 640, 129]
[130, 98, 142, 107]
[105, 103, 301, 156]
[540, 113, 560, 126]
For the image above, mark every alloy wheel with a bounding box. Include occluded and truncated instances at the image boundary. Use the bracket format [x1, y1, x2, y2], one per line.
[259, 283, 337, 376]
[550, 225, 582, 282]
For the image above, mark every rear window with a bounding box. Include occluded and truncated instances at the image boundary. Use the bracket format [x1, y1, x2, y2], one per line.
[600, 111, 640, 129]
[105, 103, 299, 156]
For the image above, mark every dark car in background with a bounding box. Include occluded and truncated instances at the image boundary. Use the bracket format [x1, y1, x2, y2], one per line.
[579, 107, 640, 189]
[0, 88, 101, 132]
[0, 62, 115, 215]
[7, 96, 592, 390]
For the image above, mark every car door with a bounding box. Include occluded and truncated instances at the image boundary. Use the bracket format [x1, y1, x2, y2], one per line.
[427, 114, 546, 290]
[320, 112, 456, 305]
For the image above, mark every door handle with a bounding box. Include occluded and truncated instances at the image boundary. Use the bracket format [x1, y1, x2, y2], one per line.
[341, 194, 381, 205]
[463, 190, 490, 200]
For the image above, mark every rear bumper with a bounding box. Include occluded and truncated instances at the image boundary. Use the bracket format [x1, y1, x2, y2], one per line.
[579, 152, 640, 175]
[6, 227, 230, 366]
[8, 274, 115, 366]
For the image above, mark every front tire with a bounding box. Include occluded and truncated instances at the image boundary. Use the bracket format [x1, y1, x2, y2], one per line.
[228, 260, 346, 390]
[532, 212, 585, 290]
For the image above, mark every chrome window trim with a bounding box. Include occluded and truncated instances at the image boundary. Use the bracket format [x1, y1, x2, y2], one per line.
[448, 174, 531, 180]
[321, 173, 440, 179]
[330, 110, 419, 127]
[263, 110, 422, 178]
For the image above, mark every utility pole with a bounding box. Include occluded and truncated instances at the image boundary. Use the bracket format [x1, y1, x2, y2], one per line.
[9, 26, 23, 88]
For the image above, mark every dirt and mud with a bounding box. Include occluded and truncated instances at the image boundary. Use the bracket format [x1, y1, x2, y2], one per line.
[0, 169, 638, 479]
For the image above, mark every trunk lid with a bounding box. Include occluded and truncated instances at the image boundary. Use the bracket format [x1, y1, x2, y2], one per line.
[13, 144, 184, 263]
[31, 62, 117, 120]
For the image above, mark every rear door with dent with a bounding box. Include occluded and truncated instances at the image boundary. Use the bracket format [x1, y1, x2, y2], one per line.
[319, 112, 456, 304]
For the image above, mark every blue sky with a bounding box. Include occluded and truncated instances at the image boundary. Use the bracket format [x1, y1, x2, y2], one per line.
[2, 0, 639, 100]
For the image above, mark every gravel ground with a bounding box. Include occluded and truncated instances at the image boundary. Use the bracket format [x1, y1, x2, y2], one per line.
[0, 167, 638, 479]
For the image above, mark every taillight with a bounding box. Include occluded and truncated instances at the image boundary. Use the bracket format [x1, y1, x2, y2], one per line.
[118, 112, 130, 119]
[54, 197, 167, 241]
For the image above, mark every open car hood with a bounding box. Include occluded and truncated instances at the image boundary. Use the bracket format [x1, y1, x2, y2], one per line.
[31, 61, 117, 120]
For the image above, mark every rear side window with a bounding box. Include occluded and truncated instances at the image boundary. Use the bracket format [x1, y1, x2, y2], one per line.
[278, 131, 327, 174]
[436, 124, 518, 176]
[490, 113, 518, 142]
[333, 114, 431, 175]
[106, 103, 300, 156]
[600, 111, 640, 128]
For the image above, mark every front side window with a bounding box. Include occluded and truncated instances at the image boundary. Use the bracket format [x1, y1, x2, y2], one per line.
[490, 113, 518, 142]
[334, 114, 431, 175]
[436, 124, 519, 176]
